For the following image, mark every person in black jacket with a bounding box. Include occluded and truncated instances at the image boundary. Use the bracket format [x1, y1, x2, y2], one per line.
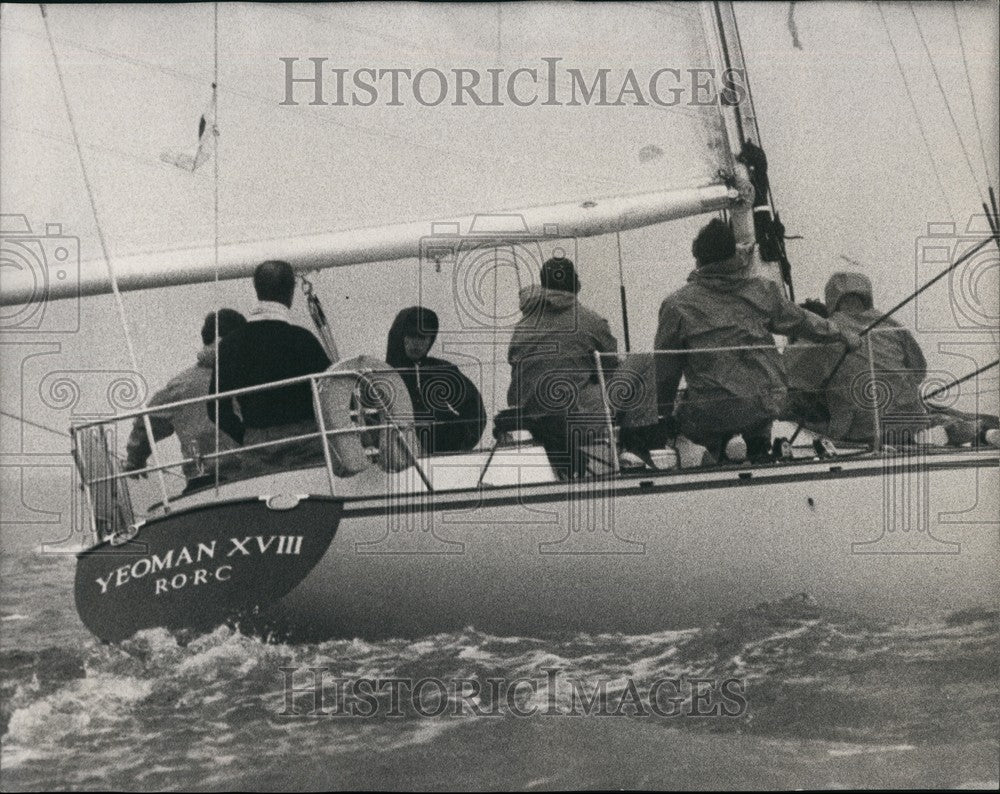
[385, 306, 485, 454]
[208, 260, 331, 470]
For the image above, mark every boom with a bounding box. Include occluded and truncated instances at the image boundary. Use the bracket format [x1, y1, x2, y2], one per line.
[0, 183, 738, 305]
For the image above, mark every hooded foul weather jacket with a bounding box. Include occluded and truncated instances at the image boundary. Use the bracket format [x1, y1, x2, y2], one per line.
[507, 285, 618, 425]
[654, 255, 850, 446]
[787, 272, 928, 442]
[385, 307, 485, 453]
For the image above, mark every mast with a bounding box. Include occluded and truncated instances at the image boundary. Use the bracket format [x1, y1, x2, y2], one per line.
[709, 2, 760, 154]
[0, 183, 737, 305]
[703, 1, 788, 292]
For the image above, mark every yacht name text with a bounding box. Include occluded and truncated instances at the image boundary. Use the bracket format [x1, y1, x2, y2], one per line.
[94, 535, 305, 596]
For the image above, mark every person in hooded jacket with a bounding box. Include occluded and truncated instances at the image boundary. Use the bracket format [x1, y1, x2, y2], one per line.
[385, 306, 485, 454]
[655, 219, 859, 464]
[124, 309, 247, 490]
[793, 272, 926, 443]
[787, 272, 998, 446]
[507, 256, 619, 479]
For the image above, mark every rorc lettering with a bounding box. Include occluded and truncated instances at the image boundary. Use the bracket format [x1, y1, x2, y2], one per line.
[94, 535, 304, 595]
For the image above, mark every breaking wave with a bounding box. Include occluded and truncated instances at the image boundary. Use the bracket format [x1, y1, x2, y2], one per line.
[2, 594, 996, 789]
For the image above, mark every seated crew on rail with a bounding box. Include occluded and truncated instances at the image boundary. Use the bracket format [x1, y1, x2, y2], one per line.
[781, 299, 835, 428]
[124, 309, 247, 490]
[208, 260, 331, 471]
[385, 306, 485, 454]
[653, 219, 860, 465]
[784, 273, 1000, 448]
[507, 256, 619, 480]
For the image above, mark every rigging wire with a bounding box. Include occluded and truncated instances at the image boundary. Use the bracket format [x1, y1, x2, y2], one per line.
[0, 120, 206, 177]
[490, 6, 502, 424]
[0, 19, 202, 84]
[924, 358, 1000, 401]
[986, 187, 1000, 252]
[615, 231, 631, 353]
[727, 8, 763, 157]
[951, 1, 996, 187]
[788, 231, 998, 443]
[0, 409, 76, 442]
[265, 3, 427, 55]
[711, 2, 745, 146]
[37, 3, 172, 511]
[725, 3, 797, 302]
[212, 2, 221, 493]
[622, 2, 700, 23]
[876, 1, 957, 223]
[787, 1, 803, 49]
[907, 2, 986, 204]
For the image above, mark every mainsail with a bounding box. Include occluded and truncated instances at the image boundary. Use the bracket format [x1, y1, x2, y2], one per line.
[2, 2, 755, 431]
[1, 2, 740, 300]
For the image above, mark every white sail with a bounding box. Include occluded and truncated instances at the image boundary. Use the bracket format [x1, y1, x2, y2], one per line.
[0, 1, 763, 455]
[0, 2, 738, 301]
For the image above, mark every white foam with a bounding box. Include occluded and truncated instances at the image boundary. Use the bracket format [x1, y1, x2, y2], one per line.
[827, 743, 916, 757]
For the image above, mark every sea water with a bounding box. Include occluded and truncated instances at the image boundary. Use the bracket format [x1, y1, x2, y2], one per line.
[1, 523, 997, 791]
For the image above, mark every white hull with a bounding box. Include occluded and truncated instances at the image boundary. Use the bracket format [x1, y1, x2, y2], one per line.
[272, 451, 999, 638]
[76, 447, 999, 641]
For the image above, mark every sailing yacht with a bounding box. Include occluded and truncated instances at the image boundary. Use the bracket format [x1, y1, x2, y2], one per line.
[0, 2, 996, 642]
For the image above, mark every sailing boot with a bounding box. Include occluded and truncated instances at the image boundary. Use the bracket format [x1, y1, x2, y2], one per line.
[771, 437, 793, 461]
[813, 438, 838, 458]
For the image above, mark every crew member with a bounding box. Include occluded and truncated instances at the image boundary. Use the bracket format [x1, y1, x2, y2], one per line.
[125, 309, 247, 490]
[654, 219, 859, 464]
[508, 256, 619, 479]
[385, 306, 485, 454]
[208, 260, 331, 469]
